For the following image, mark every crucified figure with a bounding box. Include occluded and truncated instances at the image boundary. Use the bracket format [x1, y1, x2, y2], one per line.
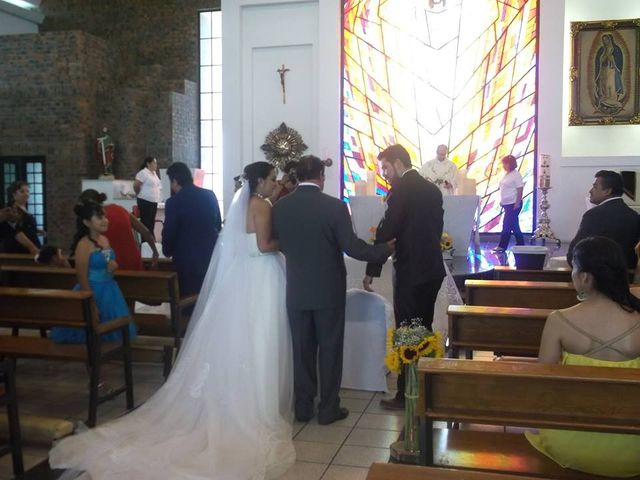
[277, 64, 290, 104]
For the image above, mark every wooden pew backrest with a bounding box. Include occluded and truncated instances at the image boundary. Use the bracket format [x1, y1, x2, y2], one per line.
[465, 280, 578, 309]
[493, 267, 572, 282]
[1, 266, 179, 303]
[0, 287, 95, 329]
[417, 358, 640, 434]
[447, 305, 551, 357]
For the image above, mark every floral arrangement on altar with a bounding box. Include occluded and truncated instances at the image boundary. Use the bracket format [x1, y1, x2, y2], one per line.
[440, 232, 453, 252]
[384, 319, 443, 454]
[440, 232, 454, 258]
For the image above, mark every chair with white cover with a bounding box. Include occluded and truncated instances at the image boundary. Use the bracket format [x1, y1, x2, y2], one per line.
[342, 289, 393, 392]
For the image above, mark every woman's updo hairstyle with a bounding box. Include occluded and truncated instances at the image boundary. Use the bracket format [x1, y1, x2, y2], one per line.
[79, 189, 107, 205]
[243, 161, 275, 193]
[573, 236, 640, 313]
[71, 200, 105, 253]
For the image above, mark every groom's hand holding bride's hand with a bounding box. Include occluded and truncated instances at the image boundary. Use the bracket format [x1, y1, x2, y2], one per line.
[363, 238, 396, 292]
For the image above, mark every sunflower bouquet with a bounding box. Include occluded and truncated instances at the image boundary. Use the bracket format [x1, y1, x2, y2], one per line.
[384, 319, 443, 373]
[384, 319, 443, 453]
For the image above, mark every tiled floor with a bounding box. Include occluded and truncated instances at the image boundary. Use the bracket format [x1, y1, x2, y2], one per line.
[0, 359, 406, 480]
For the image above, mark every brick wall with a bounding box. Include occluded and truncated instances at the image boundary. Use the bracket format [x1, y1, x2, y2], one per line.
[40, 0, 221, 83]
[0, 1, 219, 248]
[0, 31, 110, 248]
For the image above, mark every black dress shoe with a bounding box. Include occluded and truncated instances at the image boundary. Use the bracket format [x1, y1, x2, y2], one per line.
[317, 407, 349, 425]
[379, 397, 405, 410]
[295, 412, 314, 423]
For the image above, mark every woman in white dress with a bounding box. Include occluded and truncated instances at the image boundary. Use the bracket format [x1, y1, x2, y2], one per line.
[50, 161, 295, 480]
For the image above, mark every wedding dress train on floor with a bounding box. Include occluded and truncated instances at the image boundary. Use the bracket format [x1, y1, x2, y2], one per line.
[49, 184, 295, 480]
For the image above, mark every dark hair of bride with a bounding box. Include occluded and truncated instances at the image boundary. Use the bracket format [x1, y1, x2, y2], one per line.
[71, 200, 105, 253]
[573, 236, 640, 313]
[243, 162, 275, 194]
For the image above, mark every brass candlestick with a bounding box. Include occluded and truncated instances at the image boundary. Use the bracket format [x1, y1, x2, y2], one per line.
[530, 186, 561, 246]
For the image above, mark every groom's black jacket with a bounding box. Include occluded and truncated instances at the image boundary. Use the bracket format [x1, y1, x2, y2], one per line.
[367, 169, 445, 286]
[273, 185, 391, 310]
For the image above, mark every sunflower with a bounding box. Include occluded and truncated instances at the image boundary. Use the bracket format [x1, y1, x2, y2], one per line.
[385, 328, 394, 350]
[417, 338, 435, 357]
[384, 351, 401, 373]
[399, 346, 420, 364]
[433, 332, 445, 358]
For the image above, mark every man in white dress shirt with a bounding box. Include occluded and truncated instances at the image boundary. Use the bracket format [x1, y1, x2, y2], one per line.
[419, 144, 459, 196]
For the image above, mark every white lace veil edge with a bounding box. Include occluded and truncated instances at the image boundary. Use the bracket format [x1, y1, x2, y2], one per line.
[181, 183, 250, 346]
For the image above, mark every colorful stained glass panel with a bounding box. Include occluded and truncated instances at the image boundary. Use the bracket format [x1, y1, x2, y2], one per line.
[342, 0, 538, 232]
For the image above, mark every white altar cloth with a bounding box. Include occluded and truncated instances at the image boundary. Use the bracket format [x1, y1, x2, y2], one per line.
[350, 195, 480, 256]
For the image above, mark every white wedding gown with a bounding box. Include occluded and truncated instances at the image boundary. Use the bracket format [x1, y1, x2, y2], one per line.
[50, 184, 296, 480]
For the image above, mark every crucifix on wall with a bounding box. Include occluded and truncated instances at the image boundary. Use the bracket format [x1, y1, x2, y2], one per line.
[277, 64, 290, 104]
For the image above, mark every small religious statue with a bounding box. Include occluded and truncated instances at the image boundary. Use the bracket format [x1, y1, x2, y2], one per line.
[277, 64, 290, 104]
[96, 127, 115, 178]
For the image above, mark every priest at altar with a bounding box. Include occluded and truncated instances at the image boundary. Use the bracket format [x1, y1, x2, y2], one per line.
[419, 144, 459, 196]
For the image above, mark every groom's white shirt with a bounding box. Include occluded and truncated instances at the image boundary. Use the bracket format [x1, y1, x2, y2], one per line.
[297, 182, 320, 188]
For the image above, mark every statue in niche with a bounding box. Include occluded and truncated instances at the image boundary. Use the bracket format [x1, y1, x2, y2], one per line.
[96, 127, 115, 178]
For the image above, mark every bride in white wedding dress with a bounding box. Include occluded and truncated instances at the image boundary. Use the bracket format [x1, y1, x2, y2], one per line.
[50, 162, 296, 480]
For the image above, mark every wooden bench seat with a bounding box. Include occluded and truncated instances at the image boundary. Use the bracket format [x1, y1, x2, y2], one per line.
[367, 463, 546, 480]
[448, 305, 551, 358]
[0, 287, 134, 427]
[417, 358, 640, 479]
[465, 280, 579, 309]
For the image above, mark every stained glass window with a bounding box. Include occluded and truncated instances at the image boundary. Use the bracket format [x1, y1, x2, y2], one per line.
[343, 0, 537, 232]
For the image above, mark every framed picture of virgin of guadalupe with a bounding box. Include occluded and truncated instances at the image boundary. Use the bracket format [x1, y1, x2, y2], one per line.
[569, 19, 640, 126]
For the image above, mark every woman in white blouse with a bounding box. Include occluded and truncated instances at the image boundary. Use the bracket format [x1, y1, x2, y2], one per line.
[492, 154, 524, 253]
[134, 157, 162, 238]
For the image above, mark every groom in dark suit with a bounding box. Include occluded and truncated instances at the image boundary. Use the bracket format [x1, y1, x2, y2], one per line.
[273, 156, 394, 425]
[364, 144, 445, 410]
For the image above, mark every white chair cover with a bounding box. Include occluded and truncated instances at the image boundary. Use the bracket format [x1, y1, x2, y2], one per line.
[341, 289, 393, 392]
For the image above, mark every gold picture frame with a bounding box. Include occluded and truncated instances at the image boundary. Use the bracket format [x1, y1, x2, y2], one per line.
[569, 19, 640, 125]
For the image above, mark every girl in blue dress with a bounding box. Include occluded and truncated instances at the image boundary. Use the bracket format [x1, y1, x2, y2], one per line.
[50, 200, 136, 344]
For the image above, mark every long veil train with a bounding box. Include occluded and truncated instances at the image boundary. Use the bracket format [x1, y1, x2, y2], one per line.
[50, 184, 295, 480]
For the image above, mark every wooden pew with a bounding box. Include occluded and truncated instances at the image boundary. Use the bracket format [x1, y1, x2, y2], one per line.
[465, 280, 579, 309]
[0, 254, 37, 268]
[0, 287, 134, 427]
[0, 265, 195, 352]
[492, 266, 572, 282]
[417, 358, 640, 479]
[366, 463, 544, 480]
[448, 305, 551, 359]
[0, 253, 174, 271]
[492, 266, 635, 283]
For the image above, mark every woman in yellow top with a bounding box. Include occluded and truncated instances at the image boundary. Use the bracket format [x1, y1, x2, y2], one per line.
[527, 236, 640, 477]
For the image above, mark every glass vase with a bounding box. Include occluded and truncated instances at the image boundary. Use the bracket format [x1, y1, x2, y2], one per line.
[403, 362, 419, 452]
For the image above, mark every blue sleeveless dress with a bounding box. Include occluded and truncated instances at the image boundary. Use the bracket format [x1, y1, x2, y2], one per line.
[50, 249, 137, 344]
